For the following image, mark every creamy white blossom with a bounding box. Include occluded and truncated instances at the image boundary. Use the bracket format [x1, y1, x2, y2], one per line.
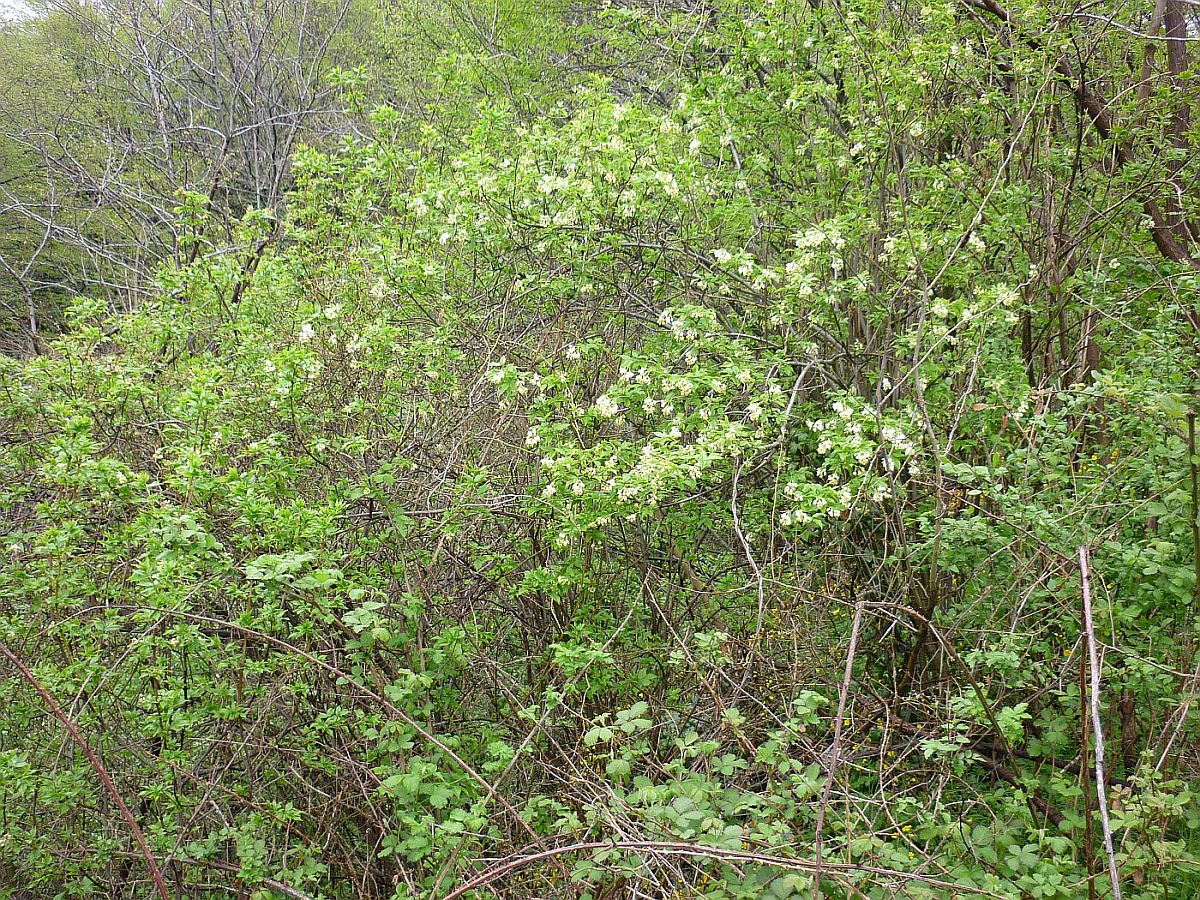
[593, 395, 621, 417]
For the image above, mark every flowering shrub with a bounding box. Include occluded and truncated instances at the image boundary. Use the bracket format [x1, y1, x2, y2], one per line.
[2, 0, 1200, 897]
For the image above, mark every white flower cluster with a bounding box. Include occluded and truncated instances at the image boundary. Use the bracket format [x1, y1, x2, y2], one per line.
[778, 479, 852, 528]
[656, 305, 720, 344]
[592, 394, 621, 418]
[487, 361, 543, 407]
[807, 396, 923, 478]
[795, 227, 827, 249]
[654, 171, 680, 197]
[537, 174, 571, 195]
[879, 424, 918, 466]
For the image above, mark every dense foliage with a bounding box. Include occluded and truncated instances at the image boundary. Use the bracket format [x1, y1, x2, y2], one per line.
[2, 0, 1200, 897]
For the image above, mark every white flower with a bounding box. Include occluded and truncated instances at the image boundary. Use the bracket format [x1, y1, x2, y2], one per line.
[541, 483, 557, 498]
[593, 395, 621, 418]
[746, 402, 763, 421]
[297, 323, 315, 342]
[565, 344, 582, 360]
[538, 174, 569, 195]
[525, 429, 540, 448]
[323, 304, 343, 320]
[713, 249, 733, 263]
[795, 227, 827, 249]
[968, 233, 986, 254]
[642, 396, 658, 413]
[571, 481, 585, 496]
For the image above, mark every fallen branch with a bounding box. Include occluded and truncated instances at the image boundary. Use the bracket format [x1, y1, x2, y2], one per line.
[439, 839, 1010, 900]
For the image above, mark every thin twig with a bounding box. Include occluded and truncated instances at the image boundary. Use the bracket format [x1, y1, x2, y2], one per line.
[1079, 547, 1122, 900]
[1188, 410, 1199, 627]
[813, 599, 864, 898]
[0, 640, 172, 900]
